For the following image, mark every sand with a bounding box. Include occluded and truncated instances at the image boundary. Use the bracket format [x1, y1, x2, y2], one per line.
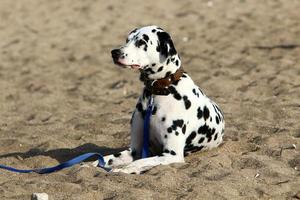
[0, 0, 299, 199]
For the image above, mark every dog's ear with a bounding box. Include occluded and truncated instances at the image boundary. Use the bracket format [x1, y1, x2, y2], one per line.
[157, 31, 177, 58]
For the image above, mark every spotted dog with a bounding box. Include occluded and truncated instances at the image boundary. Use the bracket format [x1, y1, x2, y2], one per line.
[94, 26, 225, 174]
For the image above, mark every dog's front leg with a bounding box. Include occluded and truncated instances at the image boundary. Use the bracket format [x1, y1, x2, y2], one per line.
[111, 154, 184, 174]
[101, 149, 135, 168]
[112, 134, 186, 174]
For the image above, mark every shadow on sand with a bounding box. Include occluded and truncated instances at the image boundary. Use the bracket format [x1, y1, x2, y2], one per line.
[0, 143, 127, 163]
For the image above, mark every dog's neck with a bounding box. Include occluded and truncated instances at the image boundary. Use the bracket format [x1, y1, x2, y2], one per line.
[140, 55, 184, 96]
[140, 54, 181, 81]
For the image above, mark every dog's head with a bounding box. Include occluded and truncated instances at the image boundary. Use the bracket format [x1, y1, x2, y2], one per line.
[111, 26, 181, 79]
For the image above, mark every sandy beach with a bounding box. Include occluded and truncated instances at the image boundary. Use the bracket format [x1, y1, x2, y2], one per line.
[0, 0, 299, 199]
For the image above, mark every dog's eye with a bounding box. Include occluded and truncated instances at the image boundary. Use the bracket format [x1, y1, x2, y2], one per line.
[135, 39, 146, 47]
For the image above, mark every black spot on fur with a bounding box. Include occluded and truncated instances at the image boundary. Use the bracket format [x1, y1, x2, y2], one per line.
[185, 145, 204, 153]
[184, 144, 195, 154]
[108, 159, 113, 165]
[175, 60, 179, 66]
[212, 128, 216, 135]
[198, 123, 216, 141]
[136, 102, 145, 118]
[157, 66, 163, 72]
[185, 144, 194, 149]
[198, 137, 205, 144]
[156, 42, 160, 52]
[198, 87, 204, 95]
[142, 34, 149, 42]
[168, 86, 182, 100]
[195, 146, 204, 152]
[175, 131, 179, 136]
[186, 131, 196, 145]
[182, 74, 187, 78]
[152, 106, 157, 115]
[113, 152, 121, 157]
[164, 149, 170, 153]
[167, 127, 172, 133]
[165, 71, 171, 77]
[207, 136, 212, 143]
[213, 103, 224, 121]
[136, 102, 143, 112]
[183, 96, 191, 109]
[144, 67, 155, 74]
[129, 28, 138, 35]
[152, 29, 157, 33]
[166, 58, 170, 65]
[213, 104, 221, 121]
[216, 116, 220, 124]
[197, 107, 203, 119]
[200, 124, 211, 135]
[192, 88, 196, 95]
[173, 93, 181, 100]
[182, 124, 186, 134]
[203, 106, 210, 121]
[214, 133, 218, 141]
[152, 63, 156, 66]
[135, 39, 147, 48]
[162, 117, 166, 121]
[164, 134, 167, 138]
[131, 150, 136, 157]
[172, 119, 184, 130]
[170, 150, 176, 155]
[157, 31, 177, 58]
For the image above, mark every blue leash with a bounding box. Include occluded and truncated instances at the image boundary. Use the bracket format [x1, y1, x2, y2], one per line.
[0, 96, 154, 174]
[0, 153, 107, 174]
[142, 96, 154, 158]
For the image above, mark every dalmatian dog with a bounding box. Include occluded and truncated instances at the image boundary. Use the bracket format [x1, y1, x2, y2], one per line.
[93, 25, 225, 174]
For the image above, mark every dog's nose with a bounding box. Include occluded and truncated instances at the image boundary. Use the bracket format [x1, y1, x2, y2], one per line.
[111, 49, 122, 59]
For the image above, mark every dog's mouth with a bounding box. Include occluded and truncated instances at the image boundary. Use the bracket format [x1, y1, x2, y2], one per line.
[114, 59, 141, 70]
